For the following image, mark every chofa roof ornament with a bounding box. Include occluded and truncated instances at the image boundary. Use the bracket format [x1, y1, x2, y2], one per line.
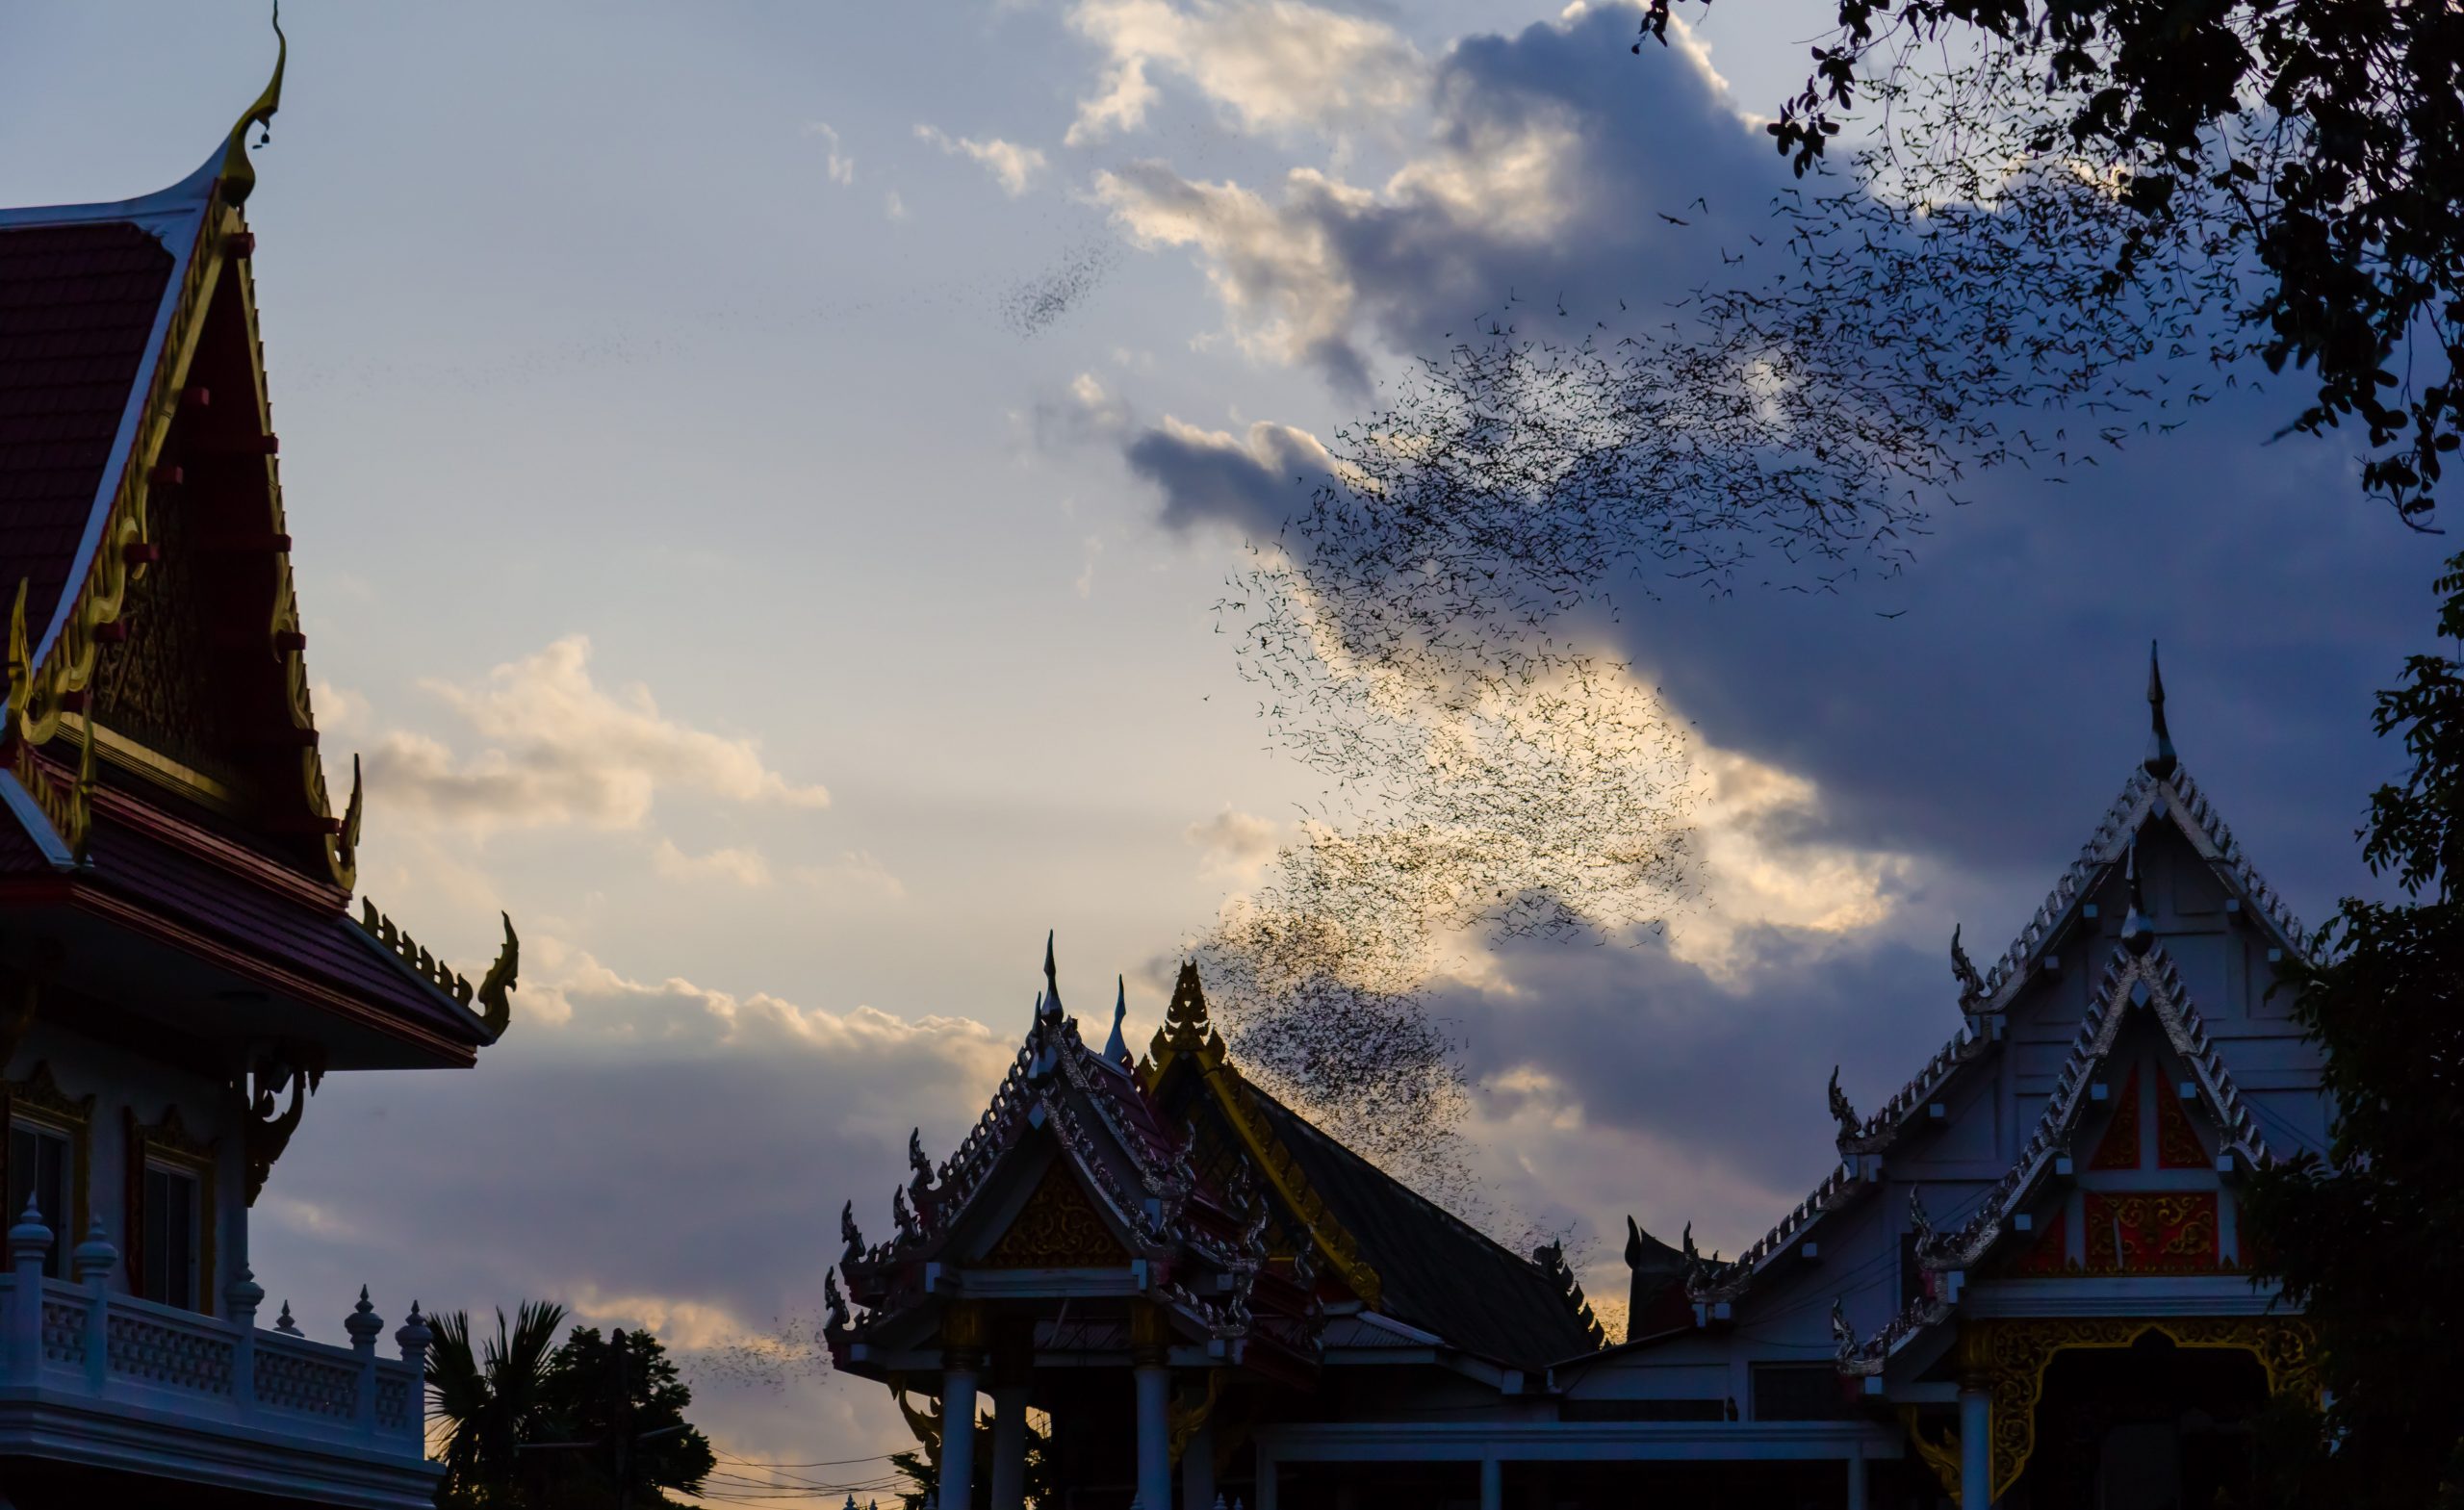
[219, 4, 287, 206]
[1949, 924, 1988, 1013]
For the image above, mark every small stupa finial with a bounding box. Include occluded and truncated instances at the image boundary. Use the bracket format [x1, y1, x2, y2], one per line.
[2143, 640, 2178, 781]
[1039, 932, 1064, 1021]
[220, 4, 288, 206]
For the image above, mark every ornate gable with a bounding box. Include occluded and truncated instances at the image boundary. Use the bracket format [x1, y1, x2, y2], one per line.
[0, 21, 358, 887]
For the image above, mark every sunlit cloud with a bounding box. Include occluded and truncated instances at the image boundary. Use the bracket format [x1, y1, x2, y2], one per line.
[914, 124, 1049, 196]
[363, 635, 829, 834]
[1064, 0, 1423, 144]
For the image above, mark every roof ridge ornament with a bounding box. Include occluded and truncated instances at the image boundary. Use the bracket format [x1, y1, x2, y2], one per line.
[1039, 933, 1064, 1024]
[2120, 840, 2154, 956]
[220, 3, 288, 207]
[1949, 925, 1987, 1014]
[2143, 640, 2178, 781]
[1826, 1066, 1859, 1140]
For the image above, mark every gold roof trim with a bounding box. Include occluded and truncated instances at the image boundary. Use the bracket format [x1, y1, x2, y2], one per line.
[1143, 961, 1383, 1308]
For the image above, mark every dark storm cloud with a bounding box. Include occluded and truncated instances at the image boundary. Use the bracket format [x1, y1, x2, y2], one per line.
[1441, 926, 1949, 1197]
[1098, 4, 1777, 407]
[1124, 417, 1329, 538]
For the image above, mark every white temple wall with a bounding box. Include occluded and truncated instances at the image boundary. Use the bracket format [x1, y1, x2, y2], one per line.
[5, 1017, 245, 1313]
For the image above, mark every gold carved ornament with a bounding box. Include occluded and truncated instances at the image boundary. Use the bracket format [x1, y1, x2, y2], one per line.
[1168, 1368, 1225, 1467]
[1956, 1317, 2321, 1501]
[2080, 1190, 2220, 1273]
[981, 1162, 1128, 1268]
[1895, 1406, 1961, 1499]
[1141, 961, 1383, 1308]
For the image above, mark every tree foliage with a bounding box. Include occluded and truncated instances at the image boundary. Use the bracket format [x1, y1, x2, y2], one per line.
[426, 1306, 714, 1510]
[1656, 0, 2464, 520]
[2241, 551, 2464, 1506]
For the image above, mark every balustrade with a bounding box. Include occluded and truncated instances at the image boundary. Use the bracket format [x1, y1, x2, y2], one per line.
[0, 1196, 429, 1461]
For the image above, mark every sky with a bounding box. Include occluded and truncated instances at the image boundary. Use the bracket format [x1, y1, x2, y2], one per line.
[1, 0, 2451, 1491]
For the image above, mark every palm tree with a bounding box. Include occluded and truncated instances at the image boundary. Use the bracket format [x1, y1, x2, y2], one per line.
[428, 1300, 569, 1508]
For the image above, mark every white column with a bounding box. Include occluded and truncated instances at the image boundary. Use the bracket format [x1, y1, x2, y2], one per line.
[989, 1384, 1029, 1510]
[1255, 1445, 1277, 1510]
[1135, 1361, 1172, 1510]
[1846, 1445, 1867, 1510]
[1959, 1381, 1991, 1508]
[8, 1198, 48, 1385]
[941, 1364, 981, 1510]
[1182, 1423, 1216, 1510]
[1478, 1457, 1502, 1510]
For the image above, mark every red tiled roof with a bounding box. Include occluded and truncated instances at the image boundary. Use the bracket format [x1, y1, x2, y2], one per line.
[79, 815, 492, 1053]
[0, 222, 176, 636]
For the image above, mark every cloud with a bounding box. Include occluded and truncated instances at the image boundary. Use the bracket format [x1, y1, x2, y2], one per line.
[1064, 0, 1423, 144]
[653, 840, 774, 888]
[803, 121, 857, 185]
[790, 850, 909, 901]
[914, 124, 1049, 196]
[1187, 807, 1282, 879]
[1090, 5, 1769, 389]
[252, 946, 1015, 1460]
[364, 636, 828, 833]
[885, 191, 909, 221]
[1124, 413, 1332, 536]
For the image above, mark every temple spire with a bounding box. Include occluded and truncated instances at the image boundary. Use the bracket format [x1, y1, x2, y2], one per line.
[1040, 931, 1063, 1021]
[2143, 640, 2178, 781]
[1103, 975, 1132, 1070]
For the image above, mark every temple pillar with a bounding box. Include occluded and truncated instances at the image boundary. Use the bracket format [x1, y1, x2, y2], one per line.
[1846, 1445, 1867, 1510]
[1130, 1301, 1173, 1510]
[989, 1384, 1028, 1510]
[989, 1325, 1031, 1510]
[1959, 1376, 1991, 1508]
[1478, 1457, 1502, 1510]
[940, 1305, 987, 1510]
[1181, 1423, 1216, 1510]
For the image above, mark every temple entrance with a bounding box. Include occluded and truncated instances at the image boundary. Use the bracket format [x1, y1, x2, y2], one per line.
[2013, 1330, 2269, 1509]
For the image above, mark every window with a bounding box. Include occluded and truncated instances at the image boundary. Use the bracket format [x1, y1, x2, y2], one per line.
[141, 1164, 201, 1311]
[6, 1123, 71, 1278]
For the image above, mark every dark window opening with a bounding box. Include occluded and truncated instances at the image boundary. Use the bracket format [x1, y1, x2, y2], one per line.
[141, 1164, 201, 1311]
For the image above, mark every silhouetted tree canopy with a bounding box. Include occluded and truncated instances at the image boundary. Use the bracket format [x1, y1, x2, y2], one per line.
[2242, 551, 2464, 1506]
[1652, 0, 2464, 519]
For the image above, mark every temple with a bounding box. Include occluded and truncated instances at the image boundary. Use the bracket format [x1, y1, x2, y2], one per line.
[0, 25, 512, 1510]
[832, 650, 2326, 1509]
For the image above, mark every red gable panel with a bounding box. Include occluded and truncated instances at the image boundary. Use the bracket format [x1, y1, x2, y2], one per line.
[0, 222, 176, 637]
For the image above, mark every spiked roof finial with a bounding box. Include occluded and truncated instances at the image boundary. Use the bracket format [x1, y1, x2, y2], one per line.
[1156, 958, 1216, 1057]
[1040, 931, 1063, 1021]
[2143, 640, 2178, 781]
[220, 4, 288, 207]
[1103, 975, 1132, 1070]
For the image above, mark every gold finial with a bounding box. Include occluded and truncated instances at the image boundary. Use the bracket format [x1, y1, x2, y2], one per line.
[220, 4, 288, 206]
[1160, 959, 1212, 1051]
[336, 752, 364, 863]
[475, 911, 518, 1037]
[7, 579, 29, 715]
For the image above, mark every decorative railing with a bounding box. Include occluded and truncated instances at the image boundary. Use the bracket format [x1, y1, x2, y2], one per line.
[0, 1200, 429, 1460]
